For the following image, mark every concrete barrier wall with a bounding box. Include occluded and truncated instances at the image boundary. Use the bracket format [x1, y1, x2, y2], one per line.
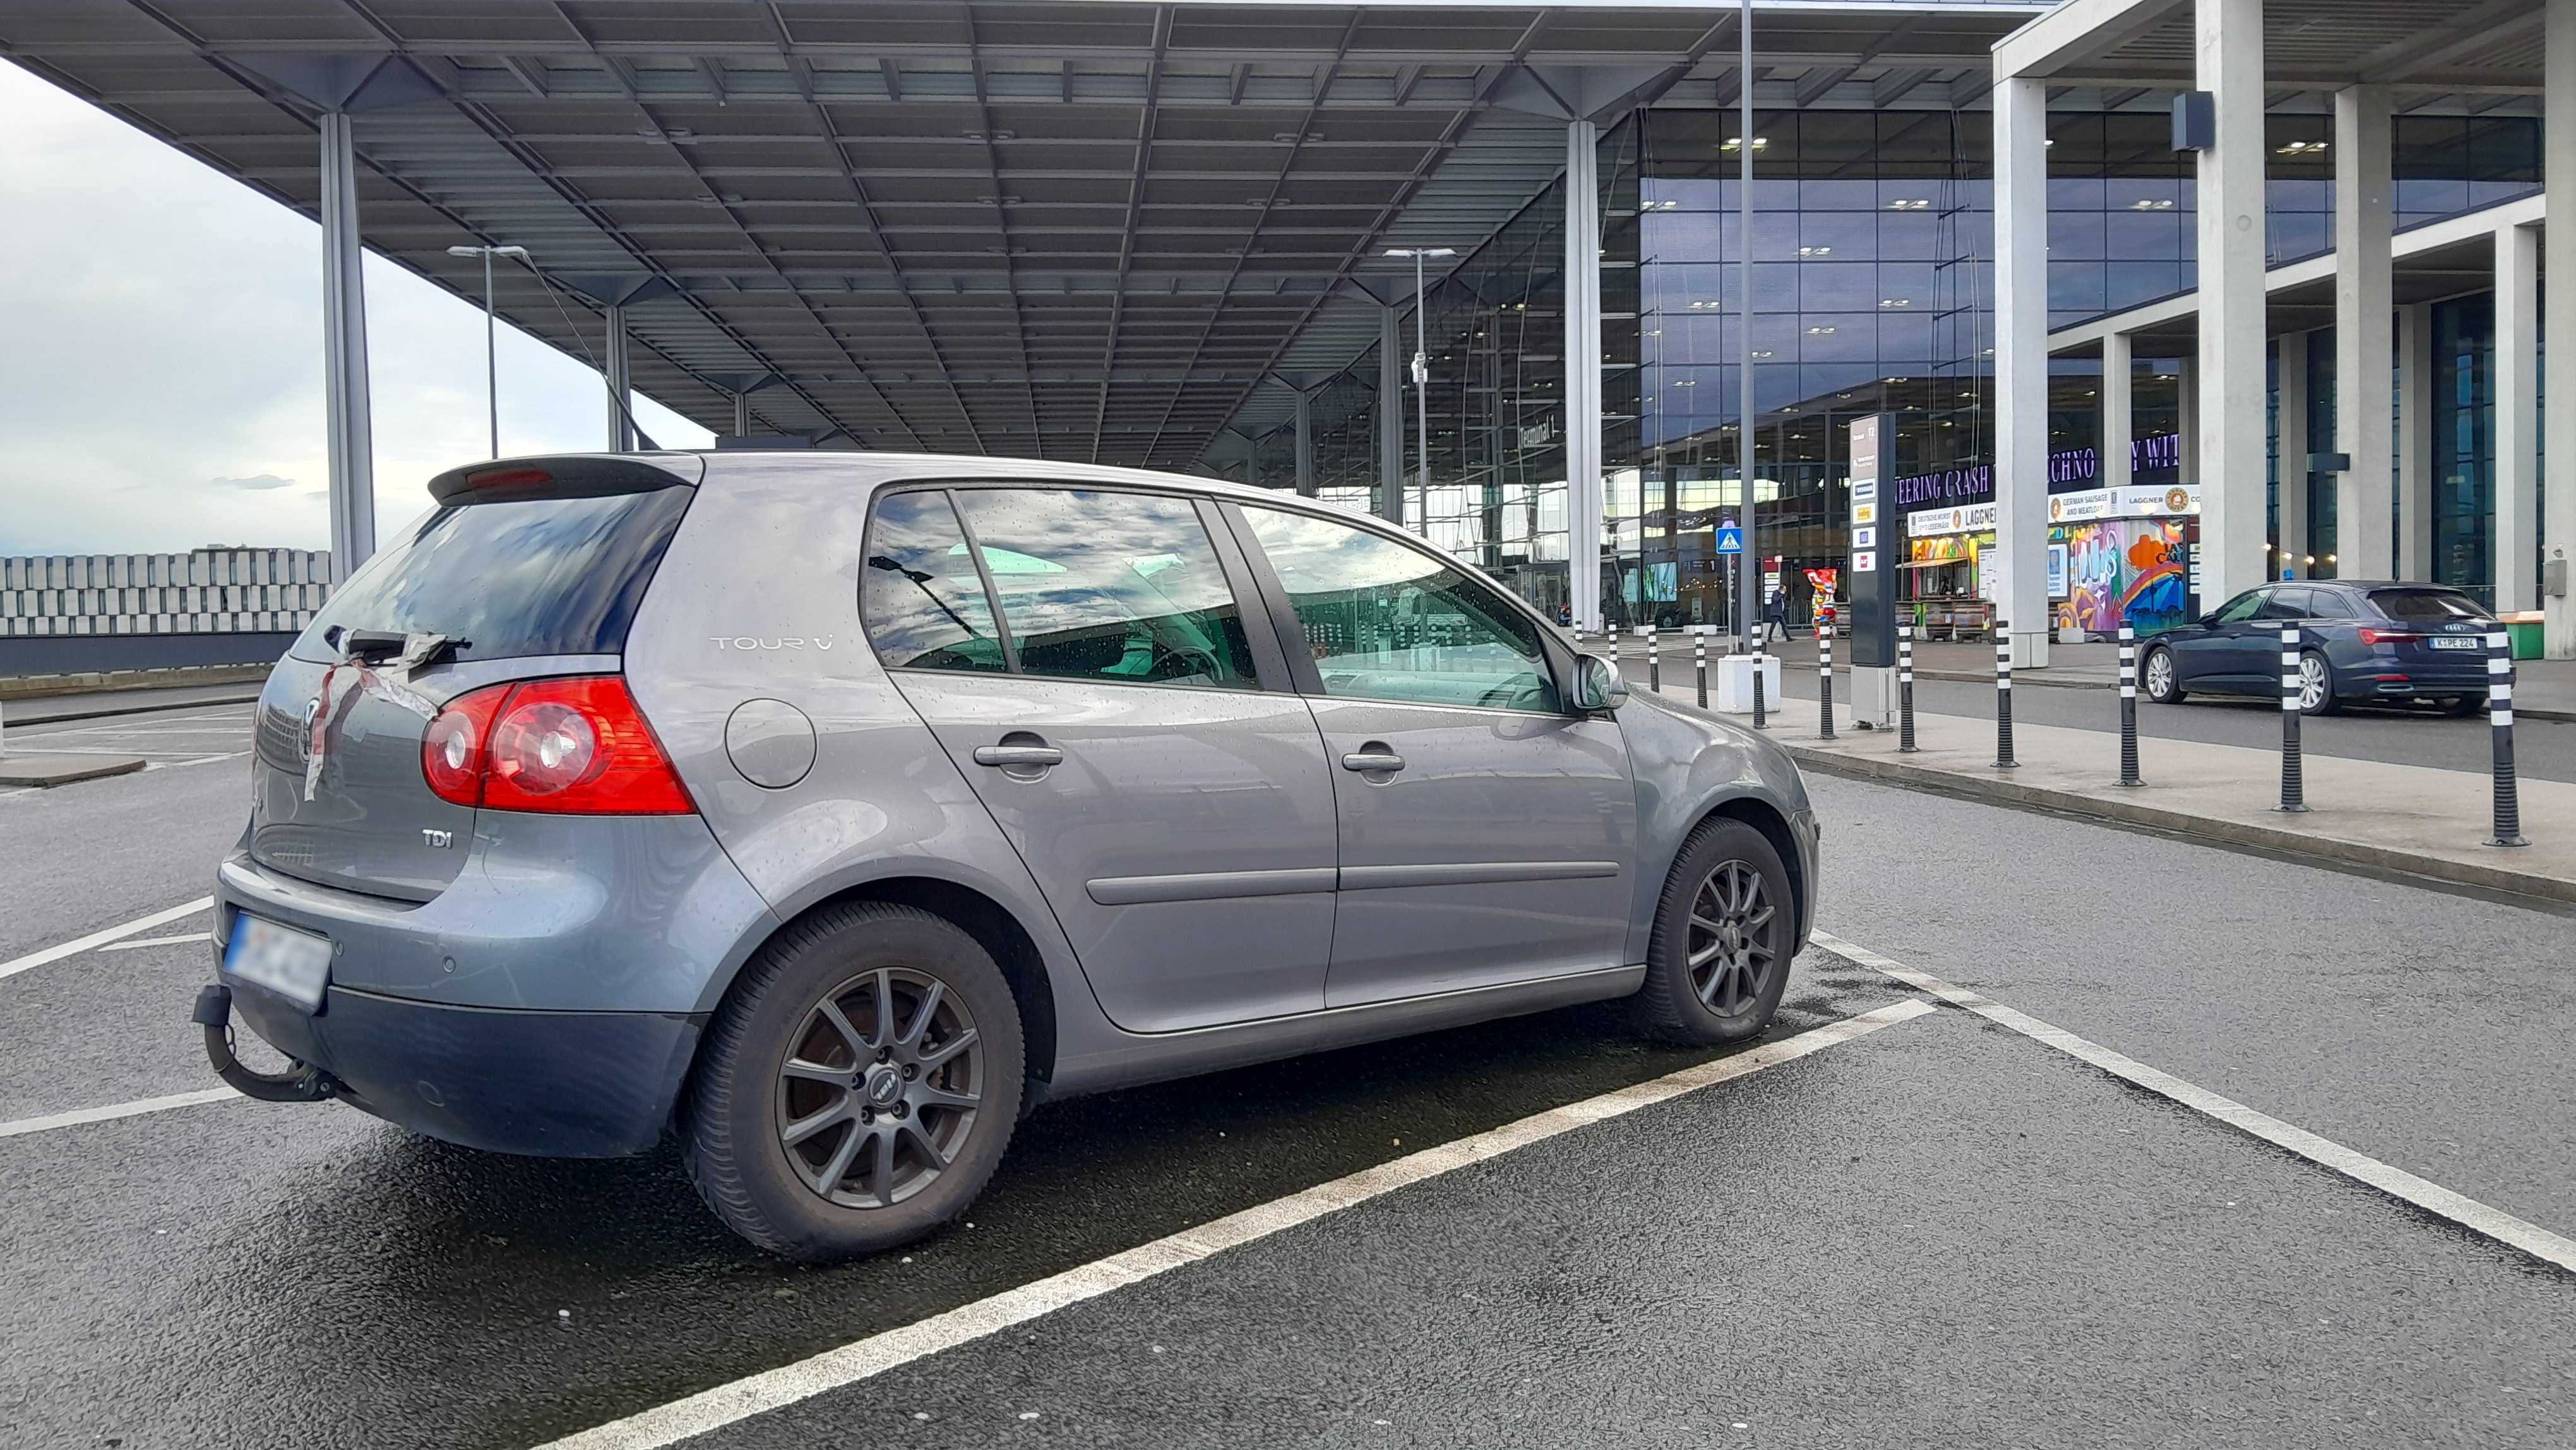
[1, 549, 331, 638]
[0, 631, 301, 678]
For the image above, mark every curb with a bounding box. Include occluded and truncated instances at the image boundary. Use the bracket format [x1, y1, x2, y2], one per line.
[3, 692, 263, 727]
[1785, 743, 2576, 908]
[0, 753, 150, 788]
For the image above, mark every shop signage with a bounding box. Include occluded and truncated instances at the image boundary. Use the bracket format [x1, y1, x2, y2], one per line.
[1845, 414, 1897, 670]
[1906, 501, 1999, 537]
[2047, 481, 2203, 525]
[1892, 432, 2186, 509]
[1852, 500, 1877, 525]
[1853, 525, 1877, 549]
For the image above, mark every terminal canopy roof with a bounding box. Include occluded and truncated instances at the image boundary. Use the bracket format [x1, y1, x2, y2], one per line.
[6, 0, 2038, 469]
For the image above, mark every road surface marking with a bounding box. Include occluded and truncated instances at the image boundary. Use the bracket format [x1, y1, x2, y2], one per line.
[100, 933, 211, 952]
[0, 897, 216, 981]
[0, 1088, 239, 1141]
[532, 998, 1936, 1450]
[1811, 930, 2576, 1276]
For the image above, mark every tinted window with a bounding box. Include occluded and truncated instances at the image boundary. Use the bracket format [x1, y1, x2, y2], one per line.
[861, 491, 1005, 673]
[2257, 588, 2311, 620]
[953, 489, 1256, 688]
[1243, 506, 1559, 713]
[2370, 587, 2492, 622]
[2308, 589, 2358, 619]
[299, 487, 690, 663]
[2211, 590, 2265, 624]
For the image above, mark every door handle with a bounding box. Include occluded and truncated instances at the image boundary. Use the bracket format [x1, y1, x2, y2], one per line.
[1340, 746, 1406, 774]
[974, 744, 1063, 769]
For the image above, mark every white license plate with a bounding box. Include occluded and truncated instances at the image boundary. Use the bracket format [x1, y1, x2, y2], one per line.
[224, 913, 331, 1012]
[2430, 637, 2483, 650]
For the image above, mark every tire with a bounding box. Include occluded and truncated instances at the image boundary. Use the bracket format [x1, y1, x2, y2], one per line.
[2296, 649, 2340, 716]
[1632, 818, 1796, 1045]
[2140, 645, 2184, 704]
[2445, 693, 2483, 718]
[683, 902, 1024, 1262]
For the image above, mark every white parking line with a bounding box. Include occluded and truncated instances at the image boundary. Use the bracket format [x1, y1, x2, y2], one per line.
[100, 933, 211, 952]
[0, 897, 215, 981]
[1811, 930, 2576, 1276]
[533, 998, 1937, 1450]
[0, 1088, 238, 1141]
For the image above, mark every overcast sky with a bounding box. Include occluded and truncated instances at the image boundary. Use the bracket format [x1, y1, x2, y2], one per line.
[0, 61, 714, 560]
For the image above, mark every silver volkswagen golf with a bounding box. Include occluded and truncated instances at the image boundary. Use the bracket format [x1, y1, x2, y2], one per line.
[202, 452, 1818, 1261]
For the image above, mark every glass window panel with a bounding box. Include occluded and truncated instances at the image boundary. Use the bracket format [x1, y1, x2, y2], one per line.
[953, 489, 1258, 688]
[862, 491, 1006, 673]
[1241, 506, 1561, 712]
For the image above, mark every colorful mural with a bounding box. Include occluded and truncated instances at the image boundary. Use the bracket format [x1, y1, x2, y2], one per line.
[2051, 519, 2193, 637]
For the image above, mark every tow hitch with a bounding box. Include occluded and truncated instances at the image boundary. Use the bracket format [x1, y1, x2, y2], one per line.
[193, 985, 340, 1103]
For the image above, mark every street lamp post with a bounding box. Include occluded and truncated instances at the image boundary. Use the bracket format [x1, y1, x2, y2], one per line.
[1385, 247, 1457, 537]
[446, 243, 529, 458]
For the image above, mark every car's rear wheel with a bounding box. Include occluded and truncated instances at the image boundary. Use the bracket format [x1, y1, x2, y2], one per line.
[1632, 818, 1794, 1045]
[2445, 693, 2483, 718]
[2141, 645, 2184, 704]
[684, 902, 1023, 1262]
[2296, 649, 2340, 716]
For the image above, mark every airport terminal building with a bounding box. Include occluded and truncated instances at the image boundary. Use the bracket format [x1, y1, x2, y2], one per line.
[9, 0, 2567, 654]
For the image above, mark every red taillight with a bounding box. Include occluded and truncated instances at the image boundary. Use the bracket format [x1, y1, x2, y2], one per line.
[419, 676, 693, 815]
[2357, 628, 2418, 647]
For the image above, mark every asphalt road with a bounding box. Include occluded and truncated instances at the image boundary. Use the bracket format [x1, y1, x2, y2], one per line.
[2, 703, 2569, 1448]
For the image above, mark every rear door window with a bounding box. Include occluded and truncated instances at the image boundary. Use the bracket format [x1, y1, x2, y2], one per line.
[2255, 587, 2310, 620]
[2370, 587, 2491, 623]
[861, 491, 1006, 673]
[299, 487, 691, 663]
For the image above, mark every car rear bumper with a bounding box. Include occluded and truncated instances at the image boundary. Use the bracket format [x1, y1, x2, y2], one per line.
[2335, 662, 2489, 698]
[225, 976, 701, 1156]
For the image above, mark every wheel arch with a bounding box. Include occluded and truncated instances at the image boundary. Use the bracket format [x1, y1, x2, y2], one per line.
[1680, 794, 1808, 942]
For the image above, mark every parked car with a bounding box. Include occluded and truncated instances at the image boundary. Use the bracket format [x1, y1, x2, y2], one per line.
[201, 453, 1819, 1261]
[2137, 580, 2498, 715]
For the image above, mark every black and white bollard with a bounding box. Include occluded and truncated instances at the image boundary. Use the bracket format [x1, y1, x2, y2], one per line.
[1695, 631, 1708, 709]
[1647, 627, 1661, 693]
[1752, 638, 1768, 731]
[2116, 624, 2143, 788]
[2486, 629, 2527, 847]
[2277, 625, 2308, 813]
[1994, 620, 2017, 769]
[1897, 624, 1918, 753]
[1817, 613, 1836, 740]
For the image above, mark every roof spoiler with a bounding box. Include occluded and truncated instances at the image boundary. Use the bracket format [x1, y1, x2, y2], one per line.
[427, 453, 705, 505]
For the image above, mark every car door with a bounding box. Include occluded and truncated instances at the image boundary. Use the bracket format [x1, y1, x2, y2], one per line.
[864, 485, 1339, 1034]
[2167, 586, 2269, 694]
[1229, 503, 1637, 1009]
[2246, 587, 2315, 690]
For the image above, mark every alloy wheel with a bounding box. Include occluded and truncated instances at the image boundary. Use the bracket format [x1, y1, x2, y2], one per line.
[1685, 860, 1778, 1017]
[2144, 650, 2174, 700]
[2298, 654, 2330, 711]
[774, 967, 984, 1209]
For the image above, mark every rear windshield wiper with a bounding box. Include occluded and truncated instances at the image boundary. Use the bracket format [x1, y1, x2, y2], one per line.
[330, 628, 470, 669]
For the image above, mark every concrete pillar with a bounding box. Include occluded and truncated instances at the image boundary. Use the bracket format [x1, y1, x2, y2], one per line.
[2178, 345, 2201, 484]
[733, 390, 751, 438]
[1294, 389, 1316, 497]
[605, 304, 635, 452]
[319, 111, 376, 580]
[2277, 330, 2310, 577]
[2548, 0, 2576, 655]
[2495, 220, 2540, 612]
[2397, 303, 2434, 580]
[2334, 86, 2395, 580]
[1379, 306, 1405, 525]
[1993, 75, 2051, 666]
[2102, 330, 2133, 495]
[1565, 116, 1606, 634]
[2196, 0, 2270, 607]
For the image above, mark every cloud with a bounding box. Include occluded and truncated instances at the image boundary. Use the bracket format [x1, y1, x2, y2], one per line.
[0, 60, 712, 559]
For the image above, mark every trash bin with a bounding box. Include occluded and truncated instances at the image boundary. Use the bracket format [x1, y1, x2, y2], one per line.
[2502, 611, 2544, 660]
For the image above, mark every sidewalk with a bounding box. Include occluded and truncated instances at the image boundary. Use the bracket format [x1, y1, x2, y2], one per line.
[1762, 700, 2576, 905]
[0, 680, 265, 727]
[1587, 632, 2576, 721]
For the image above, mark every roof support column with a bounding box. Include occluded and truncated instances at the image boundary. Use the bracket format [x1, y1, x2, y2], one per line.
[1294, 388, 1316, 498]
[1565, 116, 1605, 635]
[733, 390, 751, 438]
[1379, 306, 1406, 526]
[2277, 330, 2310, 576]
[2495, 220, 2541, 612]
[2178, 347, 2200, 487]
[2547, 0, 2576, 656]
[2195, 0, 2269, 608]
[2102, 328, 2133, 497]
[605, 304, 635, 452]
[318, 111, 375, 580]
[2398, 303, 2434, 580]
[2333, 86, 2395, 580]
[1993, 75, 2050, 666]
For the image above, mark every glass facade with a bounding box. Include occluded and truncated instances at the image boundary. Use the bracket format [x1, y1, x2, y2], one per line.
[1221, 106, 2545, 625]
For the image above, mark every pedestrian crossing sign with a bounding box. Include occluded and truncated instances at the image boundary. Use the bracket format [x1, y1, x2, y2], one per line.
[1714, 526, 1744, 554]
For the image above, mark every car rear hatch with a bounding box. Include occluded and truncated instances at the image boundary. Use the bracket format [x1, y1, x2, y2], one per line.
[2362, 587, 2496, 676]
[249, 455, 702, 902]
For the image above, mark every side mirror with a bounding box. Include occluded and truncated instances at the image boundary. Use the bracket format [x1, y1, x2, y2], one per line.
[1573, 654, 1628, 712]
[2197, 613, 2221, 629]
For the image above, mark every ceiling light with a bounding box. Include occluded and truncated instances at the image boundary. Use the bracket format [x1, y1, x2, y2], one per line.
[1752, 350, 1774, 358]
[1720, 136, 1770, 151]
[1879, 298, 1911, 308]
[1807, 325, 1837, 335]
[1887, 198, 1930, 210]
[1798, 245, 1831, 256]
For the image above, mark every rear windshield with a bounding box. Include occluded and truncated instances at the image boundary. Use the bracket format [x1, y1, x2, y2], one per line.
[2368, 587, 2491, 623]
[295, 487, 693, 662]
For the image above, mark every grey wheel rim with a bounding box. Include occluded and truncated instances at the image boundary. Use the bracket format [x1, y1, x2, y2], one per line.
[1685, 860, 1779, 1018]
[2298, 655, 2329, 710]
[2145, 650, 2174, 699]
[775, 966, 984, 1209]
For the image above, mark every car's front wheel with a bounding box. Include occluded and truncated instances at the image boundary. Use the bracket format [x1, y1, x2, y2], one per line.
[684, 902, 1024, 1262]
[2141, 644, 2184, 704]
[1632, 818, 1794, 1045]
[2297, 649, 2340, 716]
